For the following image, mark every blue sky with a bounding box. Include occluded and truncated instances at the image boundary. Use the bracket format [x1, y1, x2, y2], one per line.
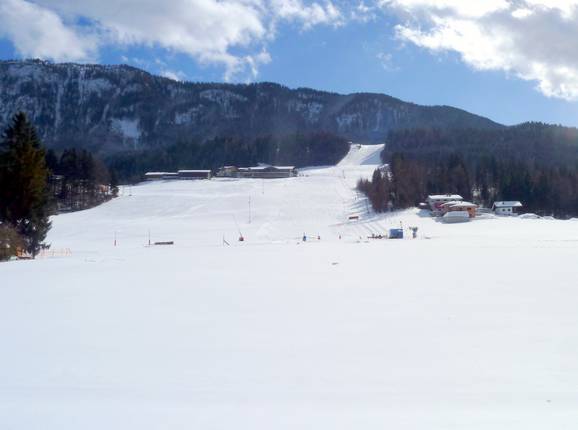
[2, 0, 578, 127]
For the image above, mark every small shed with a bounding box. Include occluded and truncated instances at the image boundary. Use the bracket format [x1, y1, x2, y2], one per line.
[442, 211, 470, 223]
[389, 228, 404, 239]
[492, 201, 523, 216]
[177, 170, 211, 180]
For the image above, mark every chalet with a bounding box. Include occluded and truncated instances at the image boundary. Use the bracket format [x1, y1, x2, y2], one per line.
[426, 194, 463, 212]
[440, 201, 478, 218]
[177, 170, 212, 180]
[492, 201, 523, 216]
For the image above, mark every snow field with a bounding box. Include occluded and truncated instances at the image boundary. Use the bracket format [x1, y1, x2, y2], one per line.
[2, 144, 578, 429]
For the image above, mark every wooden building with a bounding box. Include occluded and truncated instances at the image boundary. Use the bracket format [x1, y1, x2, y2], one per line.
[238, 166, 297, 179]
[177, 170, 212, 180]
[441, 201, 478, 218]
[145, 170, 211, 181]
[216, 166, 240, 177]
[217, 165, 298, 179]
[426, 194, 463, 212]
[144, 172, 167, 181]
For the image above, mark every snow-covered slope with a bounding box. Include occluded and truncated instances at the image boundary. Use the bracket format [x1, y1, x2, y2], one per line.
[2, 144, 578, 429]
[338, 143, 384, 166]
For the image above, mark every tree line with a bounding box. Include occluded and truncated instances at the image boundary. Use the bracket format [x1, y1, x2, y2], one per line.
[0, 113, 117, 260]
[46, 148, 118, 212]
[107, 132, 350, 183]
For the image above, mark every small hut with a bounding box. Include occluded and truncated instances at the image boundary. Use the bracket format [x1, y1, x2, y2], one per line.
[492, 201, 523, 216]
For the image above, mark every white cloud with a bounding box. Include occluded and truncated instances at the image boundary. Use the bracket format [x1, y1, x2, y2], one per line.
[350, 1, 379, 22]
[160, 69, 187, 82]
[0, 0, 96, 61]
[0, 0, 343, 80]
[376, 52, 397, 71]
[223, 49, 272, 82]
[272, 0, 343, 28]
[382, 0, 578, 100]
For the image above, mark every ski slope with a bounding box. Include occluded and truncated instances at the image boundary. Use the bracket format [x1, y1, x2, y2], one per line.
[2, 144, 578, 429]
[338, 142, 384, 166]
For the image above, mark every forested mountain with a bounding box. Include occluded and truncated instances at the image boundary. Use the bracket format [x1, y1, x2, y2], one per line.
[358, 124, 578, 218]
[382, 123, 578, 169]
[0, 59, 502, 156]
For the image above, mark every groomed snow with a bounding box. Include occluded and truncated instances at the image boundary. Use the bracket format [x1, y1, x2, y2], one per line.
[2, 144, 578, 429]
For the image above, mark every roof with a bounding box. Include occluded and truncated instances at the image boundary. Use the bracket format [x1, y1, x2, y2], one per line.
[145, 172, 168, 176]
[440, 200, 462, 207]
[442, 201, 478, 208]
[177, 170, 211, 173]
[493, 201, 523, 208]
[427, 194, 463, 201]
[239, 166, 296, 171]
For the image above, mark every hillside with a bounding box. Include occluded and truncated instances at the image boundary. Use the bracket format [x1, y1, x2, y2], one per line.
[0, 60, 502, 155]
[2, 145, 578, 429]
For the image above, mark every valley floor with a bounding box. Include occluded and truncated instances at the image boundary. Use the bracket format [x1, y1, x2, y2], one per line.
[2, 145, 578, 429]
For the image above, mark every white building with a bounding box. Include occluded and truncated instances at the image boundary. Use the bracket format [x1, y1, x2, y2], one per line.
[492, 201, 523, 216]
[426, 194, 463, 212]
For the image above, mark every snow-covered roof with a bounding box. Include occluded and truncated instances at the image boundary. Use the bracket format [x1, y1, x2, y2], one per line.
[427, 194, 463, 201]
[440, 200, 462, 207]
[145, 172, 168, 176]
[493, 201, 523, 208]
[442, 201, 478, 208]
[177, 170, 211, 173]
[239, 166, 295, 171]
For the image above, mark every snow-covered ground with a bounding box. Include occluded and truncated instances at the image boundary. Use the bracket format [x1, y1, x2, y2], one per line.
[2, 144, 578, 429]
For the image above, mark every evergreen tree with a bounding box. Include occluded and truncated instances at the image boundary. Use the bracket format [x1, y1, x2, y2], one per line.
[0, 112, 51, 257]
[110, 170, 119, 197]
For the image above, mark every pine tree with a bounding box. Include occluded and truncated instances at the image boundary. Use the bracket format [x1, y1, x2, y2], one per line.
[0, 112, 51, 257]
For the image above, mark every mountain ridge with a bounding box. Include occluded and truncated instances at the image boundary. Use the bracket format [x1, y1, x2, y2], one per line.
[0, 59, 503, 155]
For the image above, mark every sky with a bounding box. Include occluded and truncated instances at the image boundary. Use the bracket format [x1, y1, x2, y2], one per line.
[1, 0, 578, 127]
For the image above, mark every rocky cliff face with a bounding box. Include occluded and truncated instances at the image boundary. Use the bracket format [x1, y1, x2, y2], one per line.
[0, 59, 502, 155]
